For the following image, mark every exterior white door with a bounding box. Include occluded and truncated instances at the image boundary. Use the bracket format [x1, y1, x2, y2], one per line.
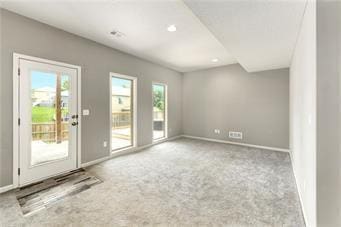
[18, 57, 79, 186]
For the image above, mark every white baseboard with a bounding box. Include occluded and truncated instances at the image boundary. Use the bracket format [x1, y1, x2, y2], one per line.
[81, 135, 182, 168]
[81, 156, 111, 168]
[182, 135, 290, 152]
[0, 184, 14, 194]
[3, 134, 287, 194]
[288, 152, 308, 227]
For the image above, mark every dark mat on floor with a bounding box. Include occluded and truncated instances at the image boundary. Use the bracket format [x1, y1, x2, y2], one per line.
[16, 168, 102, 216]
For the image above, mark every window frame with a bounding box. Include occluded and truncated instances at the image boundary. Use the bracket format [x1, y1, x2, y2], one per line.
[110, 72, 137, 153]
[152, 82, 168, 142]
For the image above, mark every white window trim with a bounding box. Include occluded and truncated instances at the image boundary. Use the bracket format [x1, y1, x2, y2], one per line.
[109, 72, 137, 154]
[152, 82, 168, 142]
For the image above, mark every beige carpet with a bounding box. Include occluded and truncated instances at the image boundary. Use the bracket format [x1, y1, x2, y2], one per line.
[0, 138, 304, 226]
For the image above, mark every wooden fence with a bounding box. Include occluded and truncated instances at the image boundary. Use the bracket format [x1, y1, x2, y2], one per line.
[111, 111, 164, 129]
[112, 112, 131, 128]
[32, 111, 165, 142]
[32, 122, 68, 142]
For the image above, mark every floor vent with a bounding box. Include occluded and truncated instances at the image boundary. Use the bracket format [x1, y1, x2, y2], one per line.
[16, 168, 101, 216]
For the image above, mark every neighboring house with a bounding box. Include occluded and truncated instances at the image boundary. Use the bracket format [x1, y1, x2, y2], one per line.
[32, 87, 69, 108]
[112, 86, 131, 112]
[112, 86, 131, 128]
[31, 86, 55, 107]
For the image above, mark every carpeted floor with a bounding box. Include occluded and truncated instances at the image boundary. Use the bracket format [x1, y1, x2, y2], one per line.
[0, 138, 304, 226]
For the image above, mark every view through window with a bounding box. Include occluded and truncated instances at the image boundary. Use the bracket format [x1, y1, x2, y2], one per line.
[111, 76, 134, 151]
[30, 71, 70, 166]
[153, 83, 166, 140]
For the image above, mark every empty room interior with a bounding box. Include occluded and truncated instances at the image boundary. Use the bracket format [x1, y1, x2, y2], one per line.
[0, 0, 340, 226]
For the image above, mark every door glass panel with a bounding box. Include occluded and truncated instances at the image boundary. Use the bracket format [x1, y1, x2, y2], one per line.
[111, 76, 133, 151]
[153, 84, 166, 140]
[30, 71, 70, 166]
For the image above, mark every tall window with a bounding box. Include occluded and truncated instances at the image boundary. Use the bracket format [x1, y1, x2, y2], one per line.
[111, 74, 136, 151]
[153, 83, 167, 140]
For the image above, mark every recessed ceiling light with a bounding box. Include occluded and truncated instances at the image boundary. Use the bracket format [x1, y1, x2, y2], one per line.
[167, 25, 177, 32]
[211, 58, 219, 62]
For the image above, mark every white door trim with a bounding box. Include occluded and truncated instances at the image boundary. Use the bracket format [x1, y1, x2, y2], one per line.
[13, 53, 82, 188]
[109, 72, 137, 153]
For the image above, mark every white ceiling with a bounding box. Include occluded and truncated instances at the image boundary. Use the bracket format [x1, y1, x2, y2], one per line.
[1, 0, 236, 72]
[1, 0, 307, 73]
[184, 0, 307, 72]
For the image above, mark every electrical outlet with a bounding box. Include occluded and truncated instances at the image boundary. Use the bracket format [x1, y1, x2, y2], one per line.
[228, 131, 242, 139]
[214, 129, 220, 134]
[103, 141, 107, 147]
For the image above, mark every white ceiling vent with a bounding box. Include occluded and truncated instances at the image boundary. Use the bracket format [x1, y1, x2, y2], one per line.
[110, 30, 125, 38]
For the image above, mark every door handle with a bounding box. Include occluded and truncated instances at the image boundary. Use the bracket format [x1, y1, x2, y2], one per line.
[72, 122, 78, 126]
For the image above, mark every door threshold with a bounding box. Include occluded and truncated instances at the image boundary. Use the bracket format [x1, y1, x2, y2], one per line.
[18, 168, 80, 188]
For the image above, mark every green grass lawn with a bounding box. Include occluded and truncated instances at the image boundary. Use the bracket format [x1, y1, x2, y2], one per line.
[32, 106, 68, 123]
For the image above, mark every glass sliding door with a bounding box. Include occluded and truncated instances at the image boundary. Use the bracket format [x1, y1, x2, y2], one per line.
[111, 74, 136, 151]
[153, 83, 167, 140]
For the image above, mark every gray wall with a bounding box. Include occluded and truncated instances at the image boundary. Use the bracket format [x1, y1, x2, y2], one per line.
[0, 10, 183, 187]
[316, 1, 341, 226]
[182, 64, 289, 149]
[0, 9, 3, 189]
[290, 1, 316, 226]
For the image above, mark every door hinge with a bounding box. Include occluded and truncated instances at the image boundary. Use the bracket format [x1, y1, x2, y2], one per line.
[18, 168, 20, 176]
[18, 68, 20, 76]
[18, 118, 21, 126]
